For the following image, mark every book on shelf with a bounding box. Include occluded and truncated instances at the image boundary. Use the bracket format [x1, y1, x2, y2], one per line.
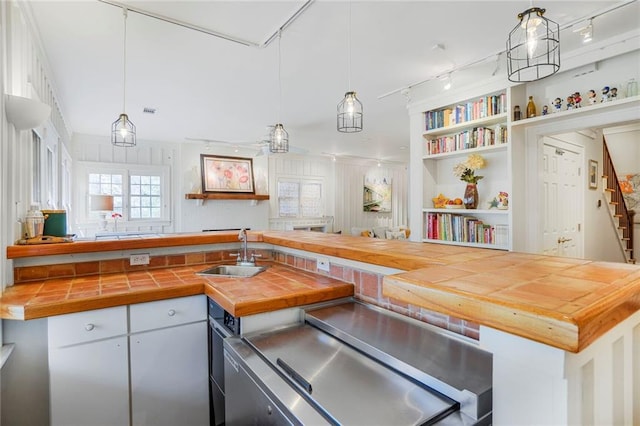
[425, 124, 508, 155]
[425, 93, 506, 131]
[425, 212, 509, 246]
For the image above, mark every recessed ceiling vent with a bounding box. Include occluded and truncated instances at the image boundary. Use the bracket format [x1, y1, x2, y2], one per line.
[143, 107, 157, 114]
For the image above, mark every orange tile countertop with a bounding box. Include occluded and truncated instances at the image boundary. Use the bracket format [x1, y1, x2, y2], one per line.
[261, 232, 640, 353]
[5, 230, 640, 352]
[0, 262, 353, 320]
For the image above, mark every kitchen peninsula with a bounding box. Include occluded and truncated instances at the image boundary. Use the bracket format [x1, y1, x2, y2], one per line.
[3, 230, 640, 425]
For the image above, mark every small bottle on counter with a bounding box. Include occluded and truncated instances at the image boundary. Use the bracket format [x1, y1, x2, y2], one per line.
[526, 96, 537, 118]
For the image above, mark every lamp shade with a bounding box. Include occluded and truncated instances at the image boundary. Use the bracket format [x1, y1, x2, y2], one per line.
[90, 195, 114, 211]
[337, 91, 363, 132]
[507, 7, 560, 82]
[5, 94, 52, 130]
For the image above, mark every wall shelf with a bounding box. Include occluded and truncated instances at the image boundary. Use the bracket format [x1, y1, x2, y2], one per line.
[185, 193, 269, 201]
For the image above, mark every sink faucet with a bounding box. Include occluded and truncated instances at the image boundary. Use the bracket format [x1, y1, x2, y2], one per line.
[232, 228, 261, 266]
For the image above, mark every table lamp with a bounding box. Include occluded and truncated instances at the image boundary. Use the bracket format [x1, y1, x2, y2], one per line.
[90, 195, 114, 231]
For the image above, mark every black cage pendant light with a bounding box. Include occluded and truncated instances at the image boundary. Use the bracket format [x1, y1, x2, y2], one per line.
[270, 31, 289, 153]
[337, 1, 362, 133]
[506, 6, 560, 82]
[111, 7, 136, 147]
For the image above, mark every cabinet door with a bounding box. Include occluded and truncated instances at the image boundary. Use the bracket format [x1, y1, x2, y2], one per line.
[130, 321, 209, 426]
[49, 337, 129, 426]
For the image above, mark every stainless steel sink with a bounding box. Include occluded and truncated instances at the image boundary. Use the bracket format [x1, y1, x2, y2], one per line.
[197, 265, 266, 278]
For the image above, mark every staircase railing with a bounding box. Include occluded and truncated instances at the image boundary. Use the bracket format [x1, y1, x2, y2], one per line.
[603, 138, 635, 263]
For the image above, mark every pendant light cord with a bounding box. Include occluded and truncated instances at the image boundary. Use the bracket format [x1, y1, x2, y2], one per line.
[278, 30, 282, 122]
[347, 1, 351, 91]
[122, 7, 128, 114]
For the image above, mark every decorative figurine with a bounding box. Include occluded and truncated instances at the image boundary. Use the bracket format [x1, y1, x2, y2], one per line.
[588, 89, 597, 105]
[573, 92, 582, 108]
[553, 97, 562, 113]
[566, 95, 575, 110]
[601, 86, 610, 102]
[526, 96, 537, 118]
[498, 192, 509, 210]
[611, 87, 618, 100]
[513, 105, 521, 121]
[542, 105, 549, 115]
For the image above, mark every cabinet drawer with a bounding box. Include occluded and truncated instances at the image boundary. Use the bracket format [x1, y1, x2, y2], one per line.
[130, 295, 206, 333]
[48, 306, 128, 347]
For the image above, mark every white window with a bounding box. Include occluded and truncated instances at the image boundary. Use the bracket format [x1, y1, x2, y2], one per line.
[277, 178, 323, 218]
[77, 162, 170, 222]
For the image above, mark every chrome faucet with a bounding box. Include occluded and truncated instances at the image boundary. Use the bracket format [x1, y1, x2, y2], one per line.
[232, 228, 261, 266]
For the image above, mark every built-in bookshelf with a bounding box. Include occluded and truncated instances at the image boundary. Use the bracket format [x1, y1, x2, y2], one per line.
[420, 89, 512, 251]
[422, 209, 509, 250]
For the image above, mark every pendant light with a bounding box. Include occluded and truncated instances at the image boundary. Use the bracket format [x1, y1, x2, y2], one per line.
[270, 31, 289, 153]
[337, 1, 363, 133]
[111, 7, 136, 147]
[506, 6, 560, 82]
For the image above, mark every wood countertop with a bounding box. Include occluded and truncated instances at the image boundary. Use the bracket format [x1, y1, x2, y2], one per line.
[5, 230, 640, 352]
[264, 232, 640, 352]
[0, 262, 353, 320]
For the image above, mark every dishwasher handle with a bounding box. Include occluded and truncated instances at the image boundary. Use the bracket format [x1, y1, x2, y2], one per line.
[277, 358, 313, 394]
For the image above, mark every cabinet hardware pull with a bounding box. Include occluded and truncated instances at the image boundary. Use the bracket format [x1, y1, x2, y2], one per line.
[85, 323, 95, 331]
[167, 309, 176, 316]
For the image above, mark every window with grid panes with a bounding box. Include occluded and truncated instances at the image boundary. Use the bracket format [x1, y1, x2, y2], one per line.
[277, 179, 323, 218]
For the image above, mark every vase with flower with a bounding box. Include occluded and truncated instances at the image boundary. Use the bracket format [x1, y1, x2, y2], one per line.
[453, 154, 486, 209]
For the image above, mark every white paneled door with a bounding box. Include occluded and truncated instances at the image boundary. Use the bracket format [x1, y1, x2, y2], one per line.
[542, 142, 583, 258]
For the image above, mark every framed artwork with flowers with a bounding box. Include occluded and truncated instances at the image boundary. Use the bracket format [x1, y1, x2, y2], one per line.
[200, 155, 255, 194]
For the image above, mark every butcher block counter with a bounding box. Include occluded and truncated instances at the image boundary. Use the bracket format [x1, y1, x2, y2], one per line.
[4, 230, 640, 353]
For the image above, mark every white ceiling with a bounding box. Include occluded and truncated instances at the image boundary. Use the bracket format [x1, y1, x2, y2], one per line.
[26, 0, 640, 162]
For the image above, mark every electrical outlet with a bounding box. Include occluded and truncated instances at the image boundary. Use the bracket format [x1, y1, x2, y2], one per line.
[130, 253, 150, 266]
[317, 257, 330, 272]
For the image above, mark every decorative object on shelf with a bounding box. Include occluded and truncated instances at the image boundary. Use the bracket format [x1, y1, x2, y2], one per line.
[627, 79, 638, 97]
[200, 155, 255, 194]
[588, 159, 598, 189]
[610, 87, 618, 100]
[526, 95, 537, 117]
[90, 195, 114, 231]
[506, 6, 560, 82]
[566, 94, 575, 110]
[454, 154, 486, 209]
[337, 1, 363, 133]
[601, 86, 610, 102]
[552, 97, 562, 112]
[573, 92, 582, 107]
[432, 193, 449, 208]
[498, 192, 509, 209]
[588, 90, 597, 105]
[111, 7, 136, 148]
[542, 105, 548, 115]
[445, 198, 464, 209]
[463, 183, 479, 210]
[270, 31, 289, 153]
[513, 105, 521, 121]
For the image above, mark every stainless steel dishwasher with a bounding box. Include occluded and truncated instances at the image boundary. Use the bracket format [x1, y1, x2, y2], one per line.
[223, 300, 492, 425]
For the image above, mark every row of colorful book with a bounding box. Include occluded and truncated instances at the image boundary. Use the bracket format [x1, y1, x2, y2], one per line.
[425, 93, 507, 131]
[425, 125, 508, 155]
[425, 212, 506, 245]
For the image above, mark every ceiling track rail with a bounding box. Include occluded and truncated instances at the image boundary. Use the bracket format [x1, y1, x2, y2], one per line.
[96, 0, 314, 49]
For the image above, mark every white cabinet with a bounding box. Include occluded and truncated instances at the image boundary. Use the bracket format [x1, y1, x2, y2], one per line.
[420, 90, 512, 250]
[48, 296, 208, 426]
[49, 306, 129, 426]
[130, 298, 209, 426]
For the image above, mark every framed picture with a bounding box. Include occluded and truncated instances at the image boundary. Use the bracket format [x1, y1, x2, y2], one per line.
[363, 174, 392, 213]
[200, 155, 255, 193]
[589, 159, 598, 190]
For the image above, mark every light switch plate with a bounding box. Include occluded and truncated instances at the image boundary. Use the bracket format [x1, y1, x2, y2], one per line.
[317, 257, 330, 272]
[130, 253, 150, 265]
